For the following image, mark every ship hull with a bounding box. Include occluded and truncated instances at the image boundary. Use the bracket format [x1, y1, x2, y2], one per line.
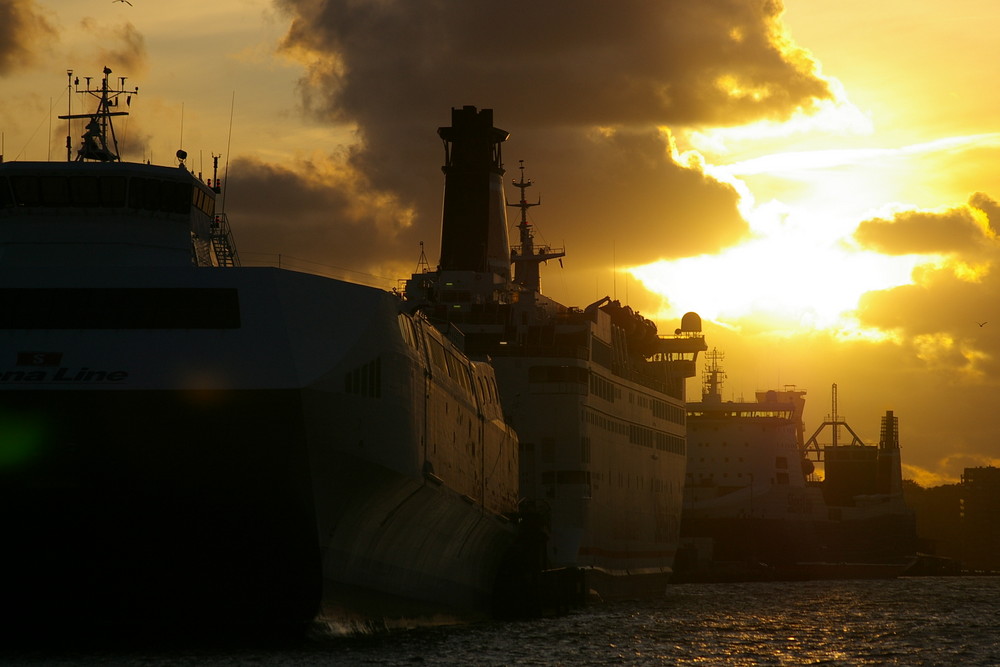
[0, 388, 321, 629]
[487, 325, 692, 601]
[0, 267, 518, 631]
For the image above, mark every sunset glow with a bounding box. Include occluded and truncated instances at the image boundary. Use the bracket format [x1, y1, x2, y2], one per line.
[631, 208, 928, 333]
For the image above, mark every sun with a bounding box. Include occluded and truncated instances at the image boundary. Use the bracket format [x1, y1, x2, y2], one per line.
[630, 202, 926, 335]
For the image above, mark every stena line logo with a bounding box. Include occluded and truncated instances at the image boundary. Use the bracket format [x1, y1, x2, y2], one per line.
[1, 351, 129, 384]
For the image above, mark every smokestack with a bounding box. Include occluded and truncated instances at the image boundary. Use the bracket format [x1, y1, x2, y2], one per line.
[437, 106, 511, 279]
[877, 410, 902, 496]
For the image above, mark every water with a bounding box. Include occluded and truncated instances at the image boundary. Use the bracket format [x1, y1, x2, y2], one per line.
[6, 577, 1000, 666]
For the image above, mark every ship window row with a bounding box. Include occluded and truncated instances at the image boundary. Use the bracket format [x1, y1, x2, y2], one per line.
[0, 174, 214, 216]
[583, 406, 685, 455]
[426, 333, 477, 401]
[416, 319, 501, 411]
[628, 423, 686, 455]
[584, 407, 627, 437]
[0, 287, 240, 329]
[344, 357, 381, 398]
[538, 469, 678, 499]
[650, 398, 685, 424]
[528, 364, 588, 384]
[690, 471, 791, 486]
[540, 470, 591, 485]
[589, 372, 616, 402]
[397, 313, 419, 350]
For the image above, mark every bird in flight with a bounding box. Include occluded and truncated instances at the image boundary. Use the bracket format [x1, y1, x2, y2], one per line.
[978, 321, 988, 327]
[113, 0, 132, 5]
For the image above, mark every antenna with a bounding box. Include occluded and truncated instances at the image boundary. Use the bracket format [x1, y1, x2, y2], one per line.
[415, 241, 430, 274]
[507, 160, 563, 292]
[220, 91, 235, 216]
[831, 382, 839, 447]
[58, 66, 139, 162]
[65, 69, 73, 162]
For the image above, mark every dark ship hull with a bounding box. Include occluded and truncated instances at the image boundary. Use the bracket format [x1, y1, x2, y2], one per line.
[0, 269, 519, 632]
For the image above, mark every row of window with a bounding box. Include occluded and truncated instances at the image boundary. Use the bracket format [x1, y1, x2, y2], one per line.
[528, 364, 588, 384]
[590, 372, 616, 402]
[528, 364, 685, 426]
[649, 397, 685, 423]
[627, 424, 686, 455]
[583, 406, 686, 456]
[0, 173, 215, 217]
[397, 312, 502, 409]
[344, 357, 381, 398]
[688, 471, 792, 485]
[0, 288, 240, 329]
[538, 467, 680, 497]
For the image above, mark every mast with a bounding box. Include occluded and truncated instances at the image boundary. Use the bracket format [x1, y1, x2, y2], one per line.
[508, 160, 565, 293]
[701, 347, 726, 403]
[58, 66, 138, 162]
[802, 383, 866, 463]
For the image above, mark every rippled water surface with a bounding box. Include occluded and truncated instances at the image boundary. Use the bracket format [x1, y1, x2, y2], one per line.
[7, 577, 1000, 665]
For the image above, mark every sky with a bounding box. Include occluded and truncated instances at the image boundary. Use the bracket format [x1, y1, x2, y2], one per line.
[4, 0, 1000, 486]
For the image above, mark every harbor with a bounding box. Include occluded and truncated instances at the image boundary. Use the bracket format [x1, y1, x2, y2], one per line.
[1, 68, 988, 637]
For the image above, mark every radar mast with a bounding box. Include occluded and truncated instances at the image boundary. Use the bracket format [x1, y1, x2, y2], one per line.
[508, 161, 565, 293]
[58, 66, 139, 162]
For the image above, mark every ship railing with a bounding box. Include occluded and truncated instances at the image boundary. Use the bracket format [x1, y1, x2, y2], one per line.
[238, 252, 397, 289]
[471, 342, 590, 360]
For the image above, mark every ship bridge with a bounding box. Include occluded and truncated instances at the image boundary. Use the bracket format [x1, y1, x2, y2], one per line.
[644, 312, 707, 379]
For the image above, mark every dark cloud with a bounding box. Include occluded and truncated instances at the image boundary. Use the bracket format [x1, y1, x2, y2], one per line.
[505, 126, 749, 268]
[276, 0, 830, 129]
[0, 0, 57, 75]
[80, 19, 147, 74]
[224, 155, 416, 284]
[854, 195, 997, 257]
[263, 0, 830, 287]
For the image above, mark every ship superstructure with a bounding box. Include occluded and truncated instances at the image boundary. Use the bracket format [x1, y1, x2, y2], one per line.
[0, 70, 519, 631]
[406, 106, 706, 597]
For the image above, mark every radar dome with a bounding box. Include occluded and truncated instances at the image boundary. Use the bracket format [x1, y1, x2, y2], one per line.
[679, 312, 702, 333]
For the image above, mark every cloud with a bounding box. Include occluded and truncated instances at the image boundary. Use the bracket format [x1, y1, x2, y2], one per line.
[277, 0, 831, 128]
[224, 154, 416, 285]
[854, 197, 996, 257]
[266, 0, 835, 294]
[0, 0, 57, 75]
[851, 195, 1000, 380]
[81, 19, 148, 74]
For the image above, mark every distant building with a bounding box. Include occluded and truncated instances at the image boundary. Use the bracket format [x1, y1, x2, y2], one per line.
[961, 466, 1000, 571]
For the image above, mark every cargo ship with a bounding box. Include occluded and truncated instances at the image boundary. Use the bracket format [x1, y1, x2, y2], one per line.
[676, 350, 917, 581]
[0, 69, 519, 632]
[405, 106, 707, 599]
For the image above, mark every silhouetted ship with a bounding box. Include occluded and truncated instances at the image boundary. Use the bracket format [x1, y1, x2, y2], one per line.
[406, 106, 707, 600]
[0, 69, 519, 632]
[675, 350, 917, 582]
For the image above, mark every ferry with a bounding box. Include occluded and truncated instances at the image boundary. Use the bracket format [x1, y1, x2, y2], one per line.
[406, 106, 707, 599]
[0, 69, 519, 631]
